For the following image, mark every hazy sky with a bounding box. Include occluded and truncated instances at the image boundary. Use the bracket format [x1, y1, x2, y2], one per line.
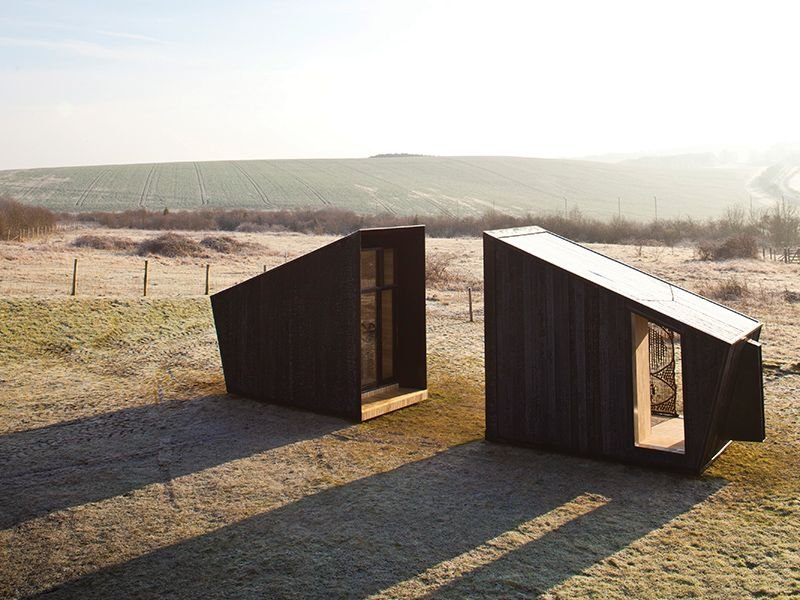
[1, 0, 798, 170]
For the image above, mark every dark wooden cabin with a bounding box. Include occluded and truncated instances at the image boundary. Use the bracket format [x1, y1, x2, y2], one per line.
[484, 226, 764, 473]
[212, 225, 427, 421]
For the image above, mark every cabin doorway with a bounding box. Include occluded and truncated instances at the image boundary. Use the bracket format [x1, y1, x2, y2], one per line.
[360, 248, 396, 391]
[632, 314, 685, 453]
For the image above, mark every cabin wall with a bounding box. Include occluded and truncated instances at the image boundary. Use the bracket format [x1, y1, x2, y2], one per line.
[212, 234, 361, 420]
[485, 236, 732, 472]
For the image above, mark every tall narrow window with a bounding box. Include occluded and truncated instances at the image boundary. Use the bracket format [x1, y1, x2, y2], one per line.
[360, 248, 397, 390]
[632, 314, 685, 453]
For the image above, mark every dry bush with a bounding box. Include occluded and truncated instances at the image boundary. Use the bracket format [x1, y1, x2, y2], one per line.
[72, 234, 136, 251]
[696, 234, 759, 261]
[783, 290, 800, 304]
[234, 222, 270, 233]
[63, 205, 775, 247]
[136, 233, 206, 257]
[425, 252, 480, 290]
[80, 208, 216, 231]
[0, 195, 56, 240]
[700, 276, 750, 302]
[199, 235, 250, 254]
[426, 252, 457, 289]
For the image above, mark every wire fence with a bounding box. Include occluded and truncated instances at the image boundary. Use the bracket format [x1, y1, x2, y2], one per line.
[0, 258, 277, 298]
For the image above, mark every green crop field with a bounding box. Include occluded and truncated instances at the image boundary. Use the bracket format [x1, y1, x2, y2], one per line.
[0, 156, 769, 220]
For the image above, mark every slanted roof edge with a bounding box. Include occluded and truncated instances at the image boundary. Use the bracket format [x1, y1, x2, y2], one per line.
[486, 226, 761, 343]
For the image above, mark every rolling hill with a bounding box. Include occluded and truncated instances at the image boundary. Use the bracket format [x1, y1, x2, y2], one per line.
[0, 156, 766, 220]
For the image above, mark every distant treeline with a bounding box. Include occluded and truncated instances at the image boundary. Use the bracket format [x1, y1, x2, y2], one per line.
[369, 153, 425, 158]
[0, 196, 56, 240]
[68, 201, 800, 249]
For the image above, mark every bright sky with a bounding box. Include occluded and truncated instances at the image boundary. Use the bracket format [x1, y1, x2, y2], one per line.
[1, 0, 798, 170]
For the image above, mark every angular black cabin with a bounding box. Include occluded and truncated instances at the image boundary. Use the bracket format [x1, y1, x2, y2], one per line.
[484, 226, 764, 473]
[212, 225, 427, 421]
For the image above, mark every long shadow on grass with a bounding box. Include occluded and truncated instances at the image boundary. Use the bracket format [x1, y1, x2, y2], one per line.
[0, 395, 344, 529]
[42, 442, 725, 599]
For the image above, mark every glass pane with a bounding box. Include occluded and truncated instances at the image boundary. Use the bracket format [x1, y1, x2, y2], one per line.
[360, 293, 377, 388]
[383, 248, 394, 285]
[361, 250, 376, 290]
[381, 289, 394, 380]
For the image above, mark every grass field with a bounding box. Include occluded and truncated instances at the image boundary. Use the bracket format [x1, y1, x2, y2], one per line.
[0, 230, 798, 598]
[0, 156, 767, 220]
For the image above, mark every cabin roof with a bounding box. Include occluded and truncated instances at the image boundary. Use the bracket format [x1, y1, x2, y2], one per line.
[485, 226, 761, 344]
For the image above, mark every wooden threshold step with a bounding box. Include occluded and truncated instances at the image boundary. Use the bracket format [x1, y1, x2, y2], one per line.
[361, 388, 428, 421]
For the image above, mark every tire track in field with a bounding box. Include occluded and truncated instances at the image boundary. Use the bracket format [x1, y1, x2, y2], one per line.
[317, 162, 401, 215]
[446, 157, 565, 201]
[345, 160, 451, 216]
[75, 168, 111, 207]
[231, 162, 272, 207]
[139, 164, 156, 208]
[271, 161, 331, 207]
[18, 179, 50, 201]
[247, 161, 295, 208]
[193, 162, 208, 205]
[404, 189, 455, 218]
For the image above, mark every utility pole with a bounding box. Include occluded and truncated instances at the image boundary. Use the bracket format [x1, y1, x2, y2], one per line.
[563, 197, 568, 218]
[654, 196, 658, 221]
[618, 197, 621, 219]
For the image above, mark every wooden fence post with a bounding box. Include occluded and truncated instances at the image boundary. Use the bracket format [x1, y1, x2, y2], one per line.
[71, 258, 78, 296]
[143, 260, 149, 297]
[468, 286, 474, 323]
[205, 264, 210, 295]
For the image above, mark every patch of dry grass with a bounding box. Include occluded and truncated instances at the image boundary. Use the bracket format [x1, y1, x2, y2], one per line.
[1, 235, 799, 599]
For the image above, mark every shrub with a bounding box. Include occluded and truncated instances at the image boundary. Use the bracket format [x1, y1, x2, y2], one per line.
[696, 234, 758, 260]
[700, 276, 750, 302]
[0, 195, 56, 240]
[426, 252, 457, 289]
[56, 203, 776, 247]
[199, 235, 249, 254]
[783, 290, 800, 304]
[136, 233, 206, 257]
[234, 222, 270, 233]
[72, 234, 136, 251]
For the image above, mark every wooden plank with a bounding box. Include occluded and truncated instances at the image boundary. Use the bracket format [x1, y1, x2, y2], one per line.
[631, 313, 652, 446]
[721, 340, 765, 442]
[584, 283, 603, 454]
[496, 244, 526, 441]
[681, 328, 729, 470]
[483, 233, 499, 439]
[361, 388, 427, 420]
[521, 256, 537, 441]
[543, 262, 558, 446]
[571, 278, 587, 452]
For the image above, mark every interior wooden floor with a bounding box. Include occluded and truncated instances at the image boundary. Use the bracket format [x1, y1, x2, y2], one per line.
[637, 417, 686, 454]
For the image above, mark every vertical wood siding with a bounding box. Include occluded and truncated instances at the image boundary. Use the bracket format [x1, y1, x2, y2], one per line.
[484, 235, 744, 473]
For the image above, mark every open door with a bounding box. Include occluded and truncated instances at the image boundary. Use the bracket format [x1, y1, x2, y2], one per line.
[721, 339, 765, 442]
[632, 313, 685, 453]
